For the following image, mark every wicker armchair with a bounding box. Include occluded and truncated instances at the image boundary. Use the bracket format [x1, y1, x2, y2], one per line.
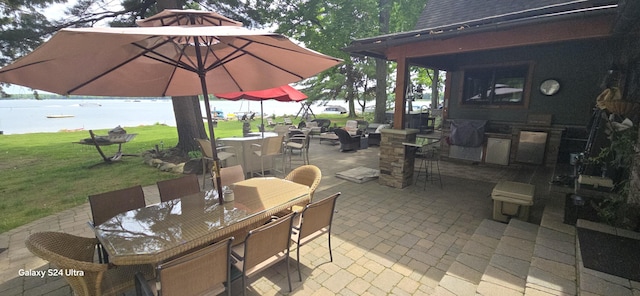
[284, 165, 322, 201]
[333, 128, 360, 152]
[25, 232, 153, 296]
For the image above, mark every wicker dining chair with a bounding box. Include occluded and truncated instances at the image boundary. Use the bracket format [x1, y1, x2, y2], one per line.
[135, 237, 234, 296]
[25, 231, 154, 296]
[230, 212, 297, 295]
[156, 174, 200, 202]
[284, 165, 322, 201]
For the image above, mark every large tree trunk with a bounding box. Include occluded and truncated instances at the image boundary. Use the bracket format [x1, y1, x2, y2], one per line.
[346, 62, 357, 118]
[431, 69, 439, 109]
[375, 58, 388, 123]
[172, 96, 207, 152]
[375, 0, 390, 124]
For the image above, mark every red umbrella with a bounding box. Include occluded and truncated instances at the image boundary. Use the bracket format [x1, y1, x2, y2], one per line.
[216, 85, 307, 135]
[216, 84, 307, 102]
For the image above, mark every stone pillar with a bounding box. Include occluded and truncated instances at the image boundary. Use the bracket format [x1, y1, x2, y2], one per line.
[379, 128, 418, 188]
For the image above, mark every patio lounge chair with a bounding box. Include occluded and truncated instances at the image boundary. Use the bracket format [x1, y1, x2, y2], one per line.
[333, 128, 360, 152]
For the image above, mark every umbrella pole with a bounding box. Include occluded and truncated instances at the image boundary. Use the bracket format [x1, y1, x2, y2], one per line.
[194, 38, 224, 204]
[203, 94, 224, 204]
[261, 100, 264, 139]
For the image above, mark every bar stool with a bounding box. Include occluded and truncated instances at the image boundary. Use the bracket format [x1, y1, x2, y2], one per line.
[415, 146, 442, 189]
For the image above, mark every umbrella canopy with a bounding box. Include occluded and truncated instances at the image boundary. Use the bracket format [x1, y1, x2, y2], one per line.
[0, 26, 341, 96]
[215, 84, 307, 102]
[0, 24, 342, 202]
[216, 85, 308, 135]
[135, 9, 243, 27]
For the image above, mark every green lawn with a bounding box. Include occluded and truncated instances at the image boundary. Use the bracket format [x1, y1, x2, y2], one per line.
[0, 114, 358, 233]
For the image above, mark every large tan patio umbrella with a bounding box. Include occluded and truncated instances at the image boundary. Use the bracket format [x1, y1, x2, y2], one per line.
[0, 25, 342, 203]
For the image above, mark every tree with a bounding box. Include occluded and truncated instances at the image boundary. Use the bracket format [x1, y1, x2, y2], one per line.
[374, 0, 391, 124]
[250, 0, 425, 120]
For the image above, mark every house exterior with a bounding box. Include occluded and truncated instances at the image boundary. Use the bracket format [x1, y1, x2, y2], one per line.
[345, 0, 640, 190]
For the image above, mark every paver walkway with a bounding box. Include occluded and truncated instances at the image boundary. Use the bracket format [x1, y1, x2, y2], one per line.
[0, 138, 611, 295]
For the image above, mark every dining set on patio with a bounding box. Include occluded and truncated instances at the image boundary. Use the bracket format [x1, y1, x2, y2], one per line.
[24, 163, 341, 296]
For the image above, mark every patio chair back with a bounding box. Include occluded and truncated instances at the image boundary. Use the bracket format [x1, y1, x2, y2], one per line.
[26, 231, 153, 296]
[220, 165, 245, 188]
[285, 165, 322, 200]
[196, 138, 239, 189]
[285, 133, 311, 169]
[293, 192, 341, 280]
[345, 120, 359, 135]
[88, 185, 146, 226]
[135, 237, 234, 296]
[157, 174, 200, 202]
[231, 212, 297, 295]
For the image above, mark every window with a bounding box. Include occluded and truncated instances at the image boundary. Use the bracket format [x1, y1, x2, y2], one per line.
[462, 65, 529, 106]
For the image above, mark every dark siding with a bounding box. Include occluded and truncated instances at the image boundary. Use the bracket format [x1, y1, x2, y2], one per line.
[446, 38, 616, 126]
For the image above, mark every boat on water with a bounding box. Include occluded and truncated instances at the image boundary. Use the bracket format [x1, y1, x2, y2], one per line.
[322, 105, 347, 114]
[46, 114, 75, 118]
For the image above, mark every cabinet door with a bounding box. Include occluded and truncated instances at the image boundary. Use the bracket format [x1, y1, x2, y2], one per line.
[516, 131, 547, 164]
[486, 138, 511, 165]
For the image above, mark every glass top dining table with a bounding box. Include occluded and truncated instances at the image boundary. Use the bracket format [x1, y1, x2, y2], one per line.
[92, 177, 310, 265]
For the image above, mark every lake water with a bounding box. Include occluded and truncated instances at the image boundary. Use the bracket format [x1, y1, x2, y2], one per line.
[0, 99, 349, 135]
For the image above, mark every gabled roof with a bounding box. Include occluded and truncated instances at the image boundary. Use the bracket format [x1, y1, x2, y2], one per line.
[344, 0, 619, 59]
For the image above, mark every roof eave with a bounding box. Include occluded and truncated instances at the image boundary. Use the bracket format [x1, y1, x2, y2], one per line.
[344, 5, 618, 59]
